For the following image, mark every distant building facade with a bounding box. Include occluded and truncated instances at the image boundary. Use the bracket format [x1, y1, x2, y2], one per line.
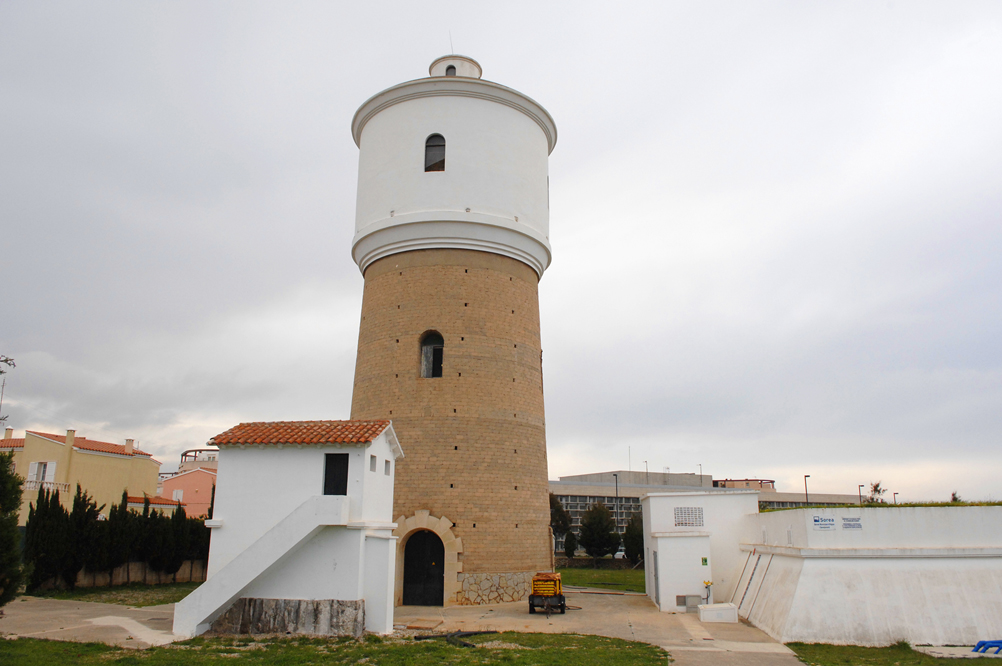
[2, 427, 160, 524]
[550, 471, 712, 552]
[551, 470, 861, 551]
[160, 468, 216, 517]
[157, 448, 218, 517]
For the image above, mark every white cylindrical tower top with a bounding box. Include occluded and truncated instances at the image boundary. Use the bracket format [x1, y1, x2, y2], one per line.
[350, 56, 557, 277]
[428, 55, 483, 79]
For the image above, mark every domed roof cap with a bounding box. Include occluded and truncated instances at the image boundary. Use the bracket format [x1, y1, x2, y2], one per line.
[429, 55, 482, 79]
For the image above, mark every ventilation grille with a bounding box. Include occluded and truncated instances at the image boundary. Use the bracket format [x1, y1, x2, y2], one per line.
[674, 506, 704, 527]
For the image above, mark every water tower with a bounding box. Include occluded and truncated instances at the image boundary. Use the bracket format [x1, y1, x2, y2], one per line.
[348, 55, 557, 606]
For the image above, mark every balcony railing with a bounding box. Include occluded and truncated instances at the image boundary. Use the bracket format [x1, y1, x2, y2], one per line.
[24, 480, 71, 493]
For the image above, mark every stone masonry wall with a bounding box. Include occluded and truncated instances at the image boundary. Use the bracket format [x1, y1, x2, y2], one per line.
[457, 571, 534, 605]
[350, 249, 551, 582]
[211, 598, 365, 637]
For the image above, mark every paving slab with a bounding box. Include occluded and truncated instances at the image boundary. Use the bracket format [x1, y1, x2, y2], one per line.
[394, 588, 802, 666]
[0, 596, 175, 649]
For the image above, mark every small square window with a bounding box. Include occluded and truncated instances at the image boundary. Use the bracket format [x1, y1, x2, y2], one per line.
[384, 460, 391, 476]
[370, 455, 377, 472]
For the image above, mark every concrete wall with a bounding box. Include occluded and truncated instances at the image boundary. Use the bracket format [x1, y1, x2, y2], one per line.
[734, 507, 1002, 646]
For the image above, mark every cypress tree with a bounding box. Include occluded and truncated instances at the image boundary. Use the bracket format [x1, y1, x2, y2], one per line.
[549, 493, 571, 538]
[563, 529, 578, 559]
[164, 503, 188, 579]
[107, 491, 132, 581]
[24, 488, 68, 591]
[0, 451, 24, 607]
[62, 485, 103, 589]
[623, 512, 644, 565]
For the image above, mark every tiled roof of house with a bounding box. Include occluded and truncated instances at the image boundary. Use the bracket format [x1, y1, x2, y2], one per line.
[209, 420, 391, 446]
[127, 495, 186, 508]
[26, 431, 156, 459]
[0, 437, 25, 450]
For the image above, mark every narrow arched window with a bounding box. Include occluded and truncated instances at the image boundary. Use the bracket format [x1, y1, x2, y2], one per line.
[425, 134, 445, 172]
[445, 65, 456, 76]
[420, 331, 444, 378]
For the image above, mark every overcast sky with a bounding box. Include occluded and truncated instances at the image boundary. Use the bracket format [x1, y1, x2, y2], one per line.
[2, 2, 1000, 502]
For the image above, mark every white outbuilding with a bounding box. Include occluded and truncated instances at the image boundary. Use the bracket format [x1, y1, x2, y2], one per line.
[173, 420, 403, 638]
[643, 490, 1002, 646]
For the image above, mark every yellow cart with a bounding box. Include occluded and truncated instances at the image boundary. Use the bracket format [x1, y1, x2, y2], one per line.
[528, 572, 566, 616]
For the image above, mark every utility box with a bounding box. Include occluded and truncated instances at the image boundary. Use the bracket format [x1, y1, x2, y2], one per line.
[698, 602, 739, 623]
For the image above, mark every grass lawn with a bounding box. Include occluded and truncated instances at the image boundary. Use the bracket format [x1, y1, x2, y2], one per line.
[0, 632, 669, 665]
[556, 567, 645, 593]
[27, 581, 201, 607]
[789, 641, 969, 665]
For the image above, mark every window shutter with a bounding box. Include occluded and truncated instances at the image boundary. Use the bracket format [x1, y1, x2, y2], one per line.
[44, 462, 56, 482]
[28, 462, 37, 480]
[173, 489, 184, 501]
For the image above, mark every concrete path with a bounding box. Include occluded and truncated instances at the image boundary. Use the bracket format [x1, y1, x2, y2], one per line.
[0, 597, 176, 649]
[395, 588, 803, 666]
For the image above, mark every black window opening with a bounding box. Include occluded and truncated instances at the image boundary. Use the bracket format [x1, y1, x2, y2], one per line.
[323, 453, 349, 495]
[421, 331, 444, 378]
[445, 65, 456, 76]
[425, 134, 445, 172]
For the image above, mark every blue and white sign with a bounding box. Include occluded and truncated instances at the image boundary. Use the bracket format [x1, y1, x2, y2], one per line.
[812, 515, 836, 531]
[842, 516, 863, 530]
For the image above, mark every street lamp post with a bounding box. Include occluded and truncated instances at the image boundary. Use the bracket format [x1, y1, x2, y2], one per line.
[613, 473, 620, 535]
[644, 461, 648, 486]
[858, 484, 865, 507]
[893, 492, 898, 505]
[804, 475, 810, 506]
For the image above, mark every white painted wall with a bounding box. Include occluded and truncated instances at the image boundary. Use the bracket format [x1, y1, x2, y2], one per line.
[642, 491, 760, 612]
[734, 506, 1002, 646]
[176, 428, 403, 637]
[351, 69, 556, 276]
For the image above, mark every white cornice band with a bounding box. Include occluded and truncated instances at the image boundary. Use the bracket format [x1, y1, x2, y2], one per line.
[352, 214, 552, 277]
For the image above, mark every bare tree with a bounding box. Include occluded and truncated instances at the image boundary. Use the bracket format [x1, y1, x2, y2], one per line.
[0, 356, 13, 424]
[867, 481, 887, 504]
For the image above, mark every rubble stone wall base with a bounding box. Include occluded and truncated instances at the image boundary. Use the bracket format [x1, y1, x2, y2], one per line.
[456, 571, 534, 605]
[210, 598, 365, 638]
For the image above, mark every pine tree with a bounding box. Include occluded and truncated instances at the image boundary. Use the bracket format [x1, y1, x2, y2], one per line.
[622, 513, 644, 565]
[578, 501, 621, 560]
[0, 451, 24, 606]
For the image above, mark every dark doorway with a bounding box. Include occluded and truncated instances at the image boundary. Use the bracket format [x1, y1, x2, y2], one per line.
[403, 530, 444, 606]
[323, 453, 349, 495]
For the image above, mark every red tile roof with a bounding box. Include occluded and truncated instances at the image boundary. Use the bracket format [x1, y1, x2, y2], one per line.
[210, 420, 391, 446]
[25, 431, 155, 459]
[0, 438, 25, 450]
[127, 495, 186, 508]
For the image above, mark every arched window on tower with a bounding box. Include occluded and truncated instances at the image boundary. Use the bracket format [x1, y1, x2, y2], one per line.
[445, 65, 456, 76]
[425, 134, 445, 172]
[420, 331, 444, 378]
